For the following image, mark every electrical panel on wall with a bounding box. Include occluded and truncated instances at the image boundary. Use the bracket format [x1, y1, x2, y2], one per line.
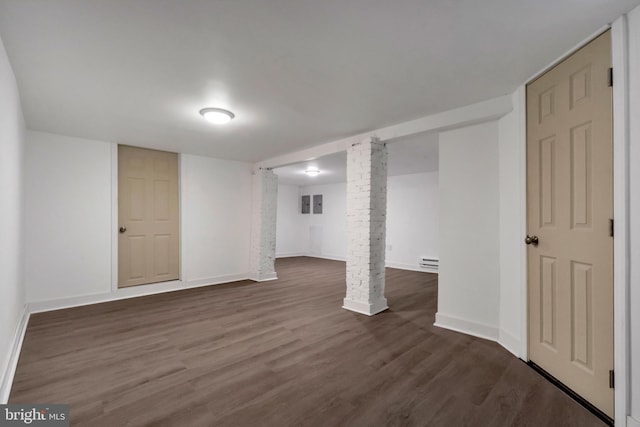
[301, 195, 311, 214]
[313, 194, 323, 214]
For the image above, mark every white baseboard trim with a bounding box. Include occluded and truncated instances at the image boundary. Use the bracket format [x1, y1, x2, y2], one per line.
[28, 273, 251, 314]
[385, 261, 438, 274]
[275, 252, 307, 258]
[628, 415, 640, 427]
[498, 328, 521, 358]
[0, 305, 30, 404]
[342, 298, 388, 316]
[305, 253, 347, 262]
[434, 312, 498, 341]
[184, 274, 249, 287]
[290, 254, 439, 275]
[249, 271, 278, 282]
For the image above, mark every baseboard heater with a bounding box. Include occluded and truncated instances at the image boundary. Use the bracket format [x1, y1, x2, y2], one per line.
[419, 257, 439, 270]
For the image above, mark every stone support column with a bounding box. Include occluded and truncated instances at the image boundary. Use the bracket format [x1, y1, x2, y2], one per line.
[249, 168, 278, 281]
[343, 137, 388, 315]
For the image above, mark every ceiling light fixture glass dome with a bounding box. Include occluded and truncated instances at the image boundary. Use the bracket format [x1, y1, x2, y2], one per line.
[199, 108, 235, 125]
[305, 167, 320, 177]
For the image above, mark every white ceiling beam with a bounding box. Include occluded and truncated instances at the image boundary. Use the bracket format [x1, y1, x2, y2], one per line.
[255, 94, 513, 170]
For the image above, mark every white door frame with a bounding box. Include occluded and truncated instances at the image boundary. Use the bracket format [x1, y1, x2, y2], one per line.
[110, 143, 184, 292]
[611, 16, 631, 426]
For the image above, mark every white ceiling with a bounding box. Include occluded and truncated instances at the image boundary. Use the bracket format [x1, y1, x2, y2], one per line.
[275, 131, 439, 186]
[275, 151, 348, 187]
[0, 1, 638, 163]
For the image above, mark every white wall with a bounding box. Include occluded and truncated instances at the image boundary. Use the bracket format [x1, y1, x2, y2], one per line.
[25, 132, 112, 302]
[24, 131, 254, 306]
[181, 154, 252, 282]
[300, 183, 348, 260]
[0, 35, 26, 401]
[436, 121, 500, 339]
[276, 183, 305, 257]
[628, 5, 640, 424]
[386, 172, 439, 271]
[275, 172, 439, 270]
[497, 88, 526, 356]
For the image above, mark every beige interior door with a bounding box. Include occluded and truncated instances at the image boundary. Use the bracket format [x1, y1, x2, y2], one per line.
[527, 30, 613, 418]
[118, 145, 179, 287]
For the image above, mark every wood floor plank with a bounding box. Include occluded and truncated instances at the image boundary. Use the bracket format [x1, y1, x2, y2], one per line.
[10, 257, 606, 426]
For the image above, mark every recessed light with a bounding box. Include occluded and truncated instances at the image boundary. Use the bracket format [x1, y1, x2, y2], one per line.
[199, 108, 235, 125]
[305, 167, 320, 177]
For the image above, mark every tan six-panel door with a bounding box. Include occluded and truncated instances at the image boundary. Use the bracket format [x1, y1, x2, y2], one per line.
[527, 30, 613, 417]
[118, 145, 179, 287]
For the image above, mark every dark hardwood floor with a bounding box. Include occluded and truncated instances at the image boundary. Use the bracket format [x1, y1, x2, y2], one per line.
[10, 257, 605, 426]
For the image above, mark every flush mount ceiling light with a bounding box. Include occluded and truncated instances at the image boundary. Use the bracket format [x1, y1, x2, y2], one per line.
[199, 108, 235, 125]
[305, 167, 320, 177]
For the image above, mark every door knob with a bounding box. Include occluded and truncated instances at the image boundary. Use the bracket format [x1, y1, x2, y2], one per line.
[524, 235, 539, 246]
[119, 226, 127, 233]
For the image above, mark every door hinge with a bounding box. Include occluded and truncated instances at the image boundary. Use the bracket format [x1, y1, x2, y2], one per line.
[608, 67, 613, 87]
[609, 370, 615, 389]
[609, 218, 614, 237]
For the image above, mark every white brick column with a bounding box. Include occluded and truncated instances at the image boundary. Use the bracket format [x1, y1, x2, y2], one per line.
[250, 168, 278, 281]
[343, 137, 388, 315]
